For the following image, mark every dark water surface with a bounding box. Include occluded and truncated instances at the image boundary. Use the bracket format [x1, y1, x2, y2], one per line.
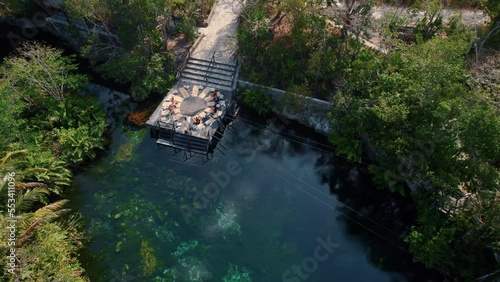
[68, 113, 437, 282]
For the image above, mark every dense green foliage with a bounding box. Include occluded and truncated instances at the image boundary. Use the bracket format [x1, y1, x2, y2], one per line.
[239, 87, 272, 115]
[0, 42, 108, 281]
[65, 0, 214, 100]
[0, 42, 106, 167]
[0, 151, 87, 281]
[238, 0, 499, 280]
[334, 35, 499, 279]
[0, 0, 39, 17]
[238, 0, 343, 99]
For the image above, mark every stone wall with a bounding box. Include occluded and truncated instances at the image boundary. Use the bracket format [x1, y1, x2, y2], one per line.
[237, 80, 334, 135]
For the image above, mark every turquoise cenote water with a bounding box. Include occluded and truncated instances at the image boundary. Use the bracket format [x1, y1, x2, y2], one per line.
[69, 112, 434, 282]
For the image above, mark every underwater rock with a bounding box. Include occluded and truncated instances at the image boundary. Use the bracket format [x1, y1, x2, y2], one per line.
[110, 128, 148, 164]
[147, 269, 177, 282]
[200, 201, 242, 241]
[177, 257, 211, 281]
[216, 201, 241, 237]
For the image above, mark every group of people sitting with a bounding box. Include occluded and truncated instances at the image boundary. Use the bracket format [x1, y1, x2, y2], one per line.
[168, 97, 178, 112]
[181, 116, 202, 135]
[163, 90, 225, 135]
[212, 92, 221, 103]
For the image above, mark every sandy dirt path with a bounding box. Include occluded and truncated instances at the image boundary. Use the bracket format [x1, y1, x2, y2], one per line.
[191, 0, 243, 64]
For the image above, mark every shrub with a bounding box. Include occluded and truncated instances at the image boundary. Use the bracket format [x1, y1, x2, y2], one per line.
[240, 87, 272, 115]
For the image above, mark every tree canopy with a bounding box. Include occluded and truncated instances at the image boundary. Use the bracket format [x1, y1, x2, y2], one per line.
[237, 1, 499, 279]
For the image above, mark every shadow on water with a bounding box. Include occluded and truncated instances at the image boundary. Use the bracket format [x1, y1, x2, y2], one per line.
[224, 106, 442, 281]
[314, 154, 443, 281]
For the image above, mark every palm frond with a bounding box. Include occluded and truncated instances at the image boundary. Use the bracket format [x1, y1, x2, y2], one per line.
[15, 187, 50, 212]
[18, 208, 71, 248]
[15, 182, 48, 191]
[36, 199, 70, 213]
[17, 199, 71, 246]
[0, 149, 28, 167]
[0, 149, 28, 175]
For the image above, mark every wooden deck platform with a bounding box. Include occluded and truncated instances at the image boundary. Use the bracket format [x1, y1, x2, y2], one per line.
[146, 78, 236, 155]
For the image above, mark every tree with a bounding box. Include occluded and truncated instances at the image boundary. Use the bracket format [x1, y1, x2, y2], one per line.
[63, 0, 114, 34]
[469, 50, 500, 106]
[329, 32, 499, 278]
[0, 0, 38, 17]
[327, 0, 375, 43]
[65, 0, 208, 100]
[377, 0, 446, 48]
[0, 41, 88, 105]
[0, 42, 107, 167]
[0, 84, 23, 147]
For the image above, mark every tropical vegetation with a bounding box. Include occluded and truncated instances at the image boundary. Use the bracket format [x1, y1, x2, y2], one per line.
[64, 0, 215, 100]
[237, 0, 499, 280]
[0, 41, 107, 281]
[0, 0, 498, 280]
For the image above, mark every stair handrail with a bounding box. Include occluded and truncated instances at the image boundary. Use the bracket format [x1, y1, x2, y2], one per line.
[232, 57, 239, 90]
[177, 49, 191, 79]
[204, 51, 217, 82]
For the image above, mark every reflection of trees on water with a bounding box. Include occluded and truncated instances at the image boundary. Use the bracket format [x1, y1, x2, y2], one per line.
[229, 107, 324, 159]
[314, 154, 442, 281]
[227, 110, 440, 280]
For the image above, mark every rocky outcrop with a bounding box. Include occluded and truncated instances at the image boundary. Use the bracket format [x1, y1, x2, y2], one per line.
[237, 80, 334, 135]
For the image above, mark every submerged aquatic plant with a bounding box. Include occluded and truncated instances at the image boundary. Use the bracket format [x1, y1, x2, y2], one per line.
[154, 222, 175, 242]
[113, 143, 135, 163]
[222, 264, 253, 282]
[173, 240, 199, 257]
[87, 218, 113, 237]
[140, 240, 158, 276]
[114, 195, 156, 221]
[111, 128, 148, 164]
[92, 189, 118, 211]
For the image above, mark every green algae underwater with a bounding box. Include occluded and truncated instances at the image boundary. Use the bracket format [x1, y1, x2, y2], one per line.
[69, 121, 432, 282]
